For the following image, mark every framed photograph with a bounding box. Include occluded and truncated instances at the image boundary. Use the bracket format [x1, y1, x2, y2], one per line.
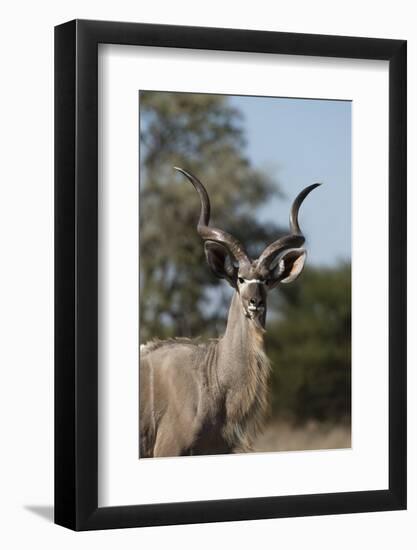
[55, 19, 406, 530]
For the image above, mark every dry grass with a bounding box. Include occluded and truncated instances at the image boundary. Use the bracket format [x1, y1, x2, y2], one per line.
[253, 419, 351, 453]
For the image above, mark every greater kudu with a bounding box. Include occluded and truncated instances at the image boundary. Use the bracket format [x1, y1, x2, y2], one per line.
[140, 168, 320, 457]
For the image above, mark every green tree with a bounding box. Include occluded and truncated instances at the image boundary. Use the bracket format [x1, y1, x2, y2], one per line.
[266, 263, 351, 422]
[139, 91, 284, 341]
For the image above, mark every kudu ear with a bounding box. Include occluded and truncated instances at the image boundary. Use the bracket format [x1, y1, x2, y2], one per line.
[204, 241, 237, 287]
[270, 248, 307, 285]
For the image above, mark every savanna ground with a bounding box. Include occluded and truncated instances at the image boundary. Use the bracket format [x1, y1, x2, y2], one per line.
[253, 419, 351, 453]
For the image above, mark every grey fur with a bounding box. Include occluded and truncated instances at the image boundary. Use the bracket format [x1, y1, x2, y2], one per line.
[139, 170, 320, 458]
[139, 293, 270, 457]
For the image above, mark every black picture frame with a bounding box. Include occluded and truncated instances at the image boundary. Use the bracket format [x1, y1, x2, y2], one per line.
[55, 19, 407, 531]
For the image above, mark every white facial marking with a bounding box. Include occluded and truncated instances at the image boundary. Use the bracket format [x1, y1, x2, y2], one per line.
[239, 278, 265, 285]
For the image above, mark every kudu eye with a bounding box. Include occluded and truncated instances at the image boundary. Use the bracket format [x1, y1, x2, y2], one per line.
[238, 277, 244, 284]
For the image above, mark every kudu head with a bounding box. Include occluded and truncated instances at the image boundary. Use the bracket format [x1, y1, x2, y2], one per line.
[175, 167, 320, 330]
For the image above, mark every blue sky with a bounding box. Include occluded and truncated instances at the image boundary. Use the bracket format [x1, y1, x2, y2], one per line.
[229, 96, 351, 266]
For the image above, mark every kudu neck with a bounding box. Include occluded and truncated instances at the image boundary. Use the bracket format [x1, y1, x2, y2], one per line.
[217, 291, 265, 384]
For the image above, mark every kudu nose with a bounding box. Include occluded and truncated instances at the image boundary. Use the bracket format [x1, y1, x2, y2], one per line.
[249, 297, 264, 308]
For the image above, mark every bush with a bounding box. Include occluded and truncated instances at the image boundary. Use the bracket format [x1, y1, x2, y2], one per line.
[266, 263, 351, 422]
